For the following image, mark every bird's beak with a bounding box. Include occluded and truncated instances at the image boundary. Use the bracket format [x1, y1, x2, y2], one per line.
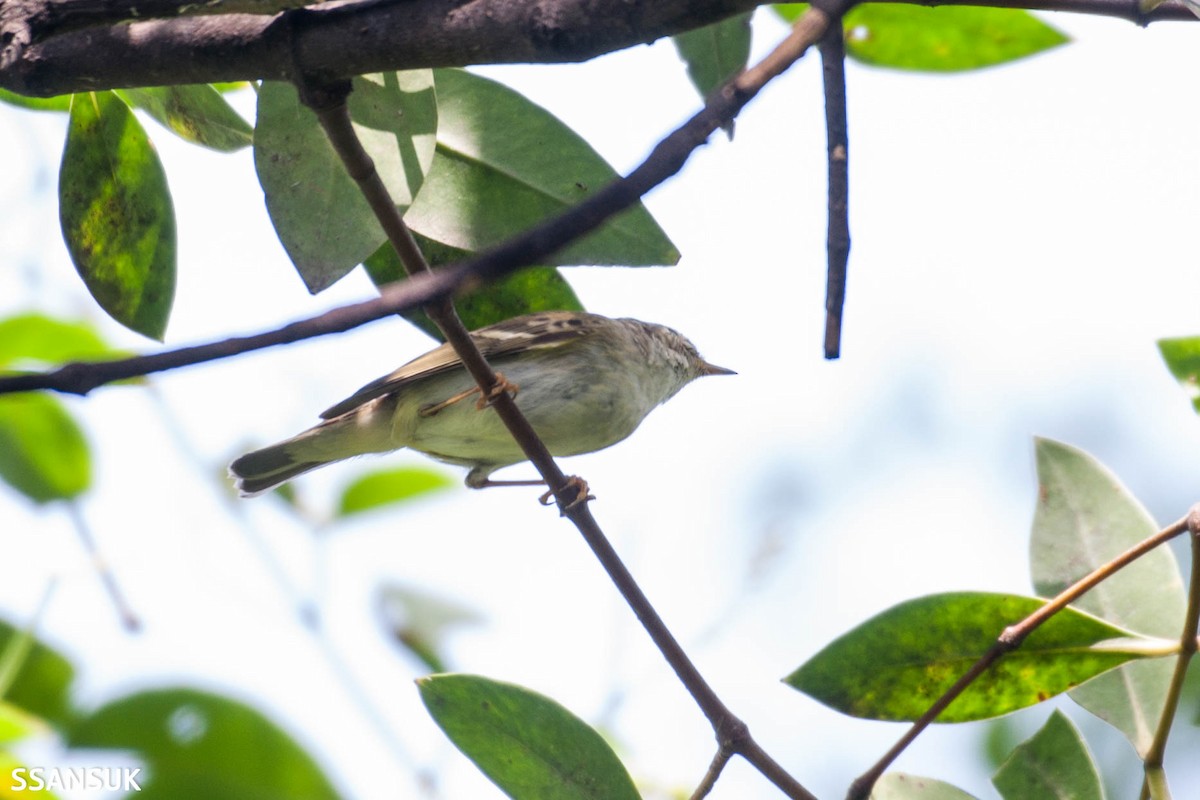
[701, 361, 736, 377]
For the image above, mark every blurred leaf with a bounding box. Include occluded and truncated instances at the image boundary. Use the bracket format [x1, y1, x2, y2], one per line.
[992, 711, 1104, 800]
[337, 466, 454, 517]
[981, 717, 1024, 772]
[785, 592, 1160, 723]
[378, 584, 481, 673]
[254, 71, 437, 293]
[673, 13, 752, 98]
[774, 5, 1067, 72]
[0, 620, 75, 730]
[0, 314, 123, 370]
[0, 89, 72, 111]
[1158, 336, 1200, 413]
[419, 674, 639, 800]
[68, 688, 339, 799]
[1031, 438, 1185, 755]
[118, 85, 253, 152]
[841, 7, 1068, 72]
[870, 773, 978, 799]
[363, 237, 584, 340]
[0, 395, 91, 503]
[406, 69, 679, 267]
[0, 701, 46, 744]
[59, 91, 176, 341]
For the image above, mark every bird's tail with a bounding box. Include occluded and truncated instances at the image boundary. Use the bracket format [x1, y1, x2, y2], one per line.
[229, 414, 389, 497]
[229, 441, 326, 497]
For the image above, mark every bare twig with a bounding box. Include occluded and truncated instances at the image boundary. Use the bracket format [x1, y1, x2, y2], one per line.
[1139, 505, 1200, 798]
[847, 512, 1193, 800]
[65, 501, 140, 632]
[818, 22, 850, 359]
[690, 749, 734, 800]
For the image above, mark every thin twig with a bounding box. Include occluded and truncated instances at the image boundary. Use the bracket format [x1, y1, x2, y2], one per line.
[818, 21, 850, 359]
[847, 512, 1193, 800]
[1139, 506, 1200, 797]
[690, 749, 733, 800]
[65, 501, 140, 632]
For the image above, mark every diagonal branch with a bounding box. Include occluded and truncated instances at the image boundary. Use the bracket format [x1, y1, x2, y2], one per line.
[303, 10, 846, 799]
[847, 510, 1194, 800]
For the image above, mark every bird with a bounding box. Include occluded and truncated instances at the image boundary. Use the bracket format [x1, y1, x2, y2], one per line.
[229, 310, 733, 497]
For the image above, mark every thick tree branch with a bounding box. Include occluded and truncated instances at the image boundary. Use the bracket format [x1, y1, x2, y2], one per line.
[2, 0, 759, 96]
[3, 0, 1195, 97]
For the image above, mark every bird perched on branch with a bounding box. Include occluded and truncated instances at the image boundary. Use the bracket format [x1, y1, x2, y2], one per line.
[229, 311, 733, 497]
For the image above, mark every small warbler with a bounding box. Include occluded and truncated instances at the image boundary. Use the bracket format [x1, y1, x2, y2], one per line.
[229, 311, 733, 496]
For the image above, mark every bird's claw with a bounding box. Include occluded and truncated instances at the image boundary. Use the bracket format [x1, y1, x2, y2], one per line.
[475, 372, 519, 410]
[419, 372, 519, 417]
[539, 476, 593, 512]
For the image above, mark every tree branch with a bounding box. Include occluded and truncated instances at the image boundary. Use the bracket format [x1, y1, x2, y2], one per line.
[847, 510, 1194, 800]
[2, 0, 761, 96]
[1140, 506, 1200, 792]
[3, 0, 1194, 98]
[818, 22, 850, 360]
[0, 0, 834, 399]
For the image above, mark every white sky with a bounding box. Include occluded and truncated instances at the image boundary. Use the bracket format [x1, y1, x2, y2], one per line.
[2, 8, 1200, 800]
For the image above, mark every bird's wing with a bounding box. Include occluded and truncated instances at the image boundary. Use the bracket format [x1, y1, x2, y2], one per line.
[319, 311, 600, 419]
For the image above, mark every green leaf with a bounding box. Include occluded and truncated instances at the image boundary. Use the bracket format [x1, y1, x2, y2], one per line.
[0, 620, 75, 730]
[254, 71, 437, 293]
[379, 584, 481, 673]
[68, 688, 339, 799]
[1157, 336, 1200, 413]
[992, 711, 1104, 800]
[406, 69, 678, 267]
[0, 701, 47, 744]
[419, 674, 640, 800]
[59, 91, 176, 341]
[772, 5, 1068, 72]
[117, 85, 253, 152]
[870, 773, 979, 799]
[785, 592, 1159, 723]
[0, 314, 122, 370]
[841, 7, 1068, 72]
[1031, 438, 1185, 755]
[336, 466, 454, 517]
[0, 88, 72, 111]
[0, 395, 91, 503]
[673, 13, 752, 99]
[363, 237, 584, 340]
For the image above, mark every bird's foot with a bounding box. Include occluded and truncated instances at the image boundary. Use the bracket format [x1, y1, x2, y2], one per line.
[539, 476, 593, 512]
[475, 372, 519, 410]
